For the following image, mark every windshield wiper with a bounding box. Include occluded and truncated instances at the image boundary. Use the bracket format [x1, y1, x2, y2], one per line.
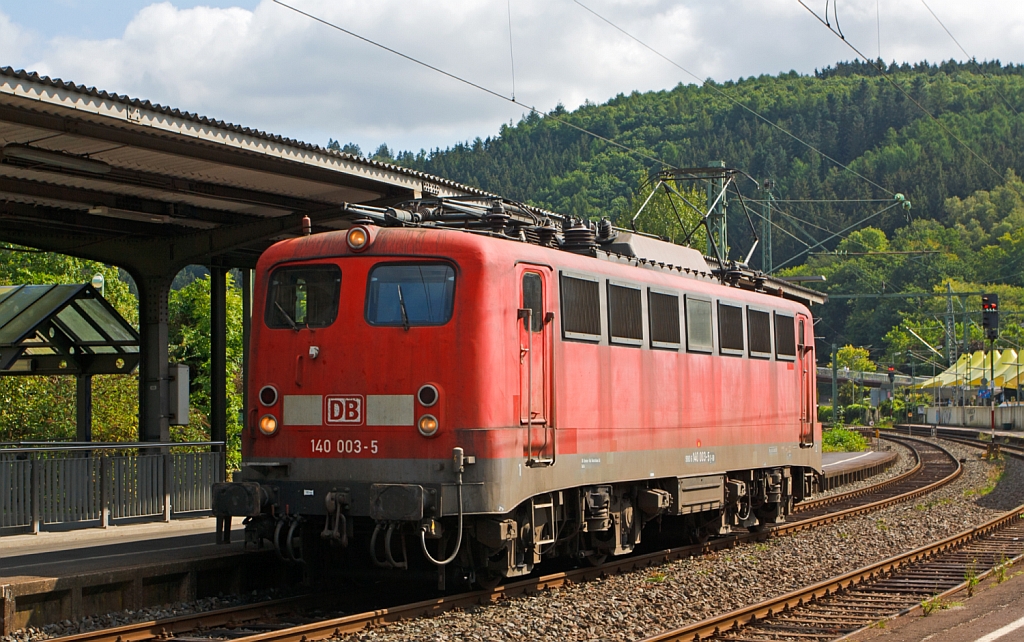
[397, 284, 410, 331]
[274, 301, 300, 331]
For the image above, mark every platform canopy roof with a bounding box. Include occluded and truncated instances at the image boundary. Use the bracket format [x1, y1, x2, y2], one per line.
[0, 283, 139, 376]
[0, 66, 491, 272]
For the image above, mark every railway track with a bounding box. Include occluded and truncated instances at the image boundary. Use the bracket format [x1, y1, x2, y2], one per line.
[643, 434, 1021, 642]
[52, 436, 958, 642]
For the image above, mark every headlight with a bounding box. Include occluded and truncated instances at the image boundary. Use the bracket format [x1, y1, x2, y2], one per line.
[417, 384, 439, 407]
[347, 226, 369, 251]
[259, 385, 278, 406]
[259, 414, 279, 436]
[418, 414, 439, 437]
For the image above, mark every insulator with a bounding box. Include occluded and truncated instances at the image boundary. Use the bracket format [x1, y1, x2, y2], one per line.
[482, 201, 510, 233]
[536, 224, 558, 247]
[524, 226, 542, 245]
[561, 224, 597, 254]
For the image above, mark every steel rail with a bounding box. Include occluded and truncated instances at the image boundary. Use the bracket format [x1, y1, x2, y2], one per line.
[642, 503, 1024, 641]
[774, 436, 960, 536]
[53, 595, 323, 642]
[51, 436, 958, 642]
[642, 435, 1015, 642]
[793, 437, 921, 513]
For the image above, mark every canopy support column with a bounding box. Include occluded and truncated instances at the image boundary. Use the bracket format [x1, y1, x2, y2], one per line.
[76, 374, 92, 442]
[137, 273, 172, 443]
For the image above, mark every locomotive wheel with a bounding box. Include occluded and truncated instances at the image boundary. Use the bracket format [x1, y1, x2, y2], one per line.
[585, 552, 607, 566]
[474, 568, 505, 590]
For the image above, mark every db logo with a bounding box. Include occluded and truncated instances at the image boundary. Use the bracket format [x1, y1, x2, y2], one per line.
[326, 395, 363, 424]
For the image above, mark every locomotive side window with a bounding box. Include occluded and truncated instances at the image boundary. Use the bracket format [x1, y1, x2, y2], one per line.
[775, 312, 797, 359]
[560, 273, 601, 341]
[522, 272, 543, 332]
[747, 308, 772, 358]
[265, 265, 341, 329]
[365, 263, 455, 326]
[685, 296, 713, 353]
[608, 282, 643, 346]
[718, 302, 745, 355]
[648, 289, 681, 349]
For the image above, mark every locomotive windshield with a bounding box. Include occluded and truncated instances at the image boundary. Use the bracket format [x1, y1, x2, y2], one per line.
[265, 265, 341, 329]
[365, 263, 455, 327]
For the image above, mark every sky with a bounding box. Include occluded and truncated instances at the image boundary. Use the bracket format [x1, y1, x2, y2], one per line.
[1, 0, 1023, 155]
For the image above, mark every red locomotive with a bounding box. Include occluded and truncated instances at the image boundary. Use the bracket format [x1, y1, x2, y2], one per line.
[213, 198, 825, 587]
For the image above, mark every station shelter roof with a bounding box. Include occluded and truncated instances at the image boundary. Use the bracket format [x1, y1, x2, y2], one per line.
[0, 283, 138, 376]
[0, 66, 492, 270]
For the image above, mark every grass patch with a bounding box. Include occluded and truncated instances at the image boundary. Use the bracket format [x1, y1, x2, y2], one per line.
[822, 428, 869, 453]
[921, 596, 960, 615]
[915, 498, 954, 511]
[964, 461, 1006, 498]
[965, 560, 979, 597]
[646, 572, 667, 583]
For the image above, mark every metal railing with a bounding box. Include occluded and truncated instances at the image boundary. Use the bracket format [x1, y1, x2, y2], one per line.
[0, 442, 224, 534]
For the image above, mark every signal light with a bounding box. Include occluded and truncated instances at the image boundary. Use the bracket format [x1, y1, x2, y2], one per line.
[982, 293, 1000, 339]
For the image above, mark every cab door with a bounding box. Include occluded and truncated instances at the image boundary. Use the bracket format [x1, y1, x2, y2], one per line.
[797, 314, 815, 447]
[518, 267, 554, 464]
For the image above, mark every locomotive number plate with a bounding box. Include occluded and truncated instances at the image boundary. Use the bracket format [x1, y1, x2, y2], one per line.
[310, 438, 379, 455]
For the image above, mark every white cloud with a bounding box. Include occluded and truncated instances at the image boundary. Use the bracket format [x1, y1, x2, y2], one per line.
[11, 0, 1024, 153]
[0, 10, 34, 64]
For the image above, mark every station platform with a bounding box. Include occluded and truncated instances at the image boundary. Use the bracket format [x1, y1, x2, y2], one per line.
[0, 517, 292, 635]
[848, 562, 1024, 641]
[899, 422, 1020, 441]
[821, 449, 899, 491]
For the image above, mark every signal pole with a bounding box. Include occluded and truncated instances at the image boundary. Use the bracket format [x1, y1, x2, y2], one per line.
[945, 283, 956, 366]
[983, 294, 1000, 438]
[761, 180, 773, 273]
[706, 160, 727, 259]
[832, 343, 838, 425]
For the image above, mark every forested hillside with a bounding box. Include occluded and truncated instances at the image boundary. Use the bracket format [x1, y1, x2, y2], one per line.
[364, 60, 1024, 364]
[376, 61, 1023, 261]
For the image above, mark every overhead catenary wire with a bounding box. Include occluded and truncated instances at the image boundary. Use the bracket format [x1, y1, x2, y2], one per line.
[919, 0, 1020, 117]
[571, 0, 895, 196]
[507, 0, 517, 101]
[771, 200, 903, 272]
[271, 0, 674, 171]
[796, 0, 1006, 183]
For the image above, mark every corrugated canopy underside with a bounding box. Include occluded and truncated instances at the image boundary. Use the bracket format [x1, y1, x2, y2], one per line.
[0, 67, 493, 270]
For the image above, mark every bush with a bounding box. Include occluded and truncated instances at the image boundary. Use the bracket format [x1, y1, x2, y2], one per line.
[844, 403, 869, 425]
[823, 427, 869, 452]
[818, 405, 833, 423]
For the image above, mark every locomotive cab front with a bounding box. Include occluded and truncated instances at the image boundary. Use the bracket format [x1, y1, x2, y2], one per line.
[215, 225, 495, 577]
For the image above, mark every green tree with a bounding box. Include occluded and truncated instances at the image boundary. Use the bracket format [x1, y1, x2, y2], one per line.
[0, 245, 138, 442]
[620, 180, 708, 254]
[830, 345, 877, 372]
[167, 274, 244, 470]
